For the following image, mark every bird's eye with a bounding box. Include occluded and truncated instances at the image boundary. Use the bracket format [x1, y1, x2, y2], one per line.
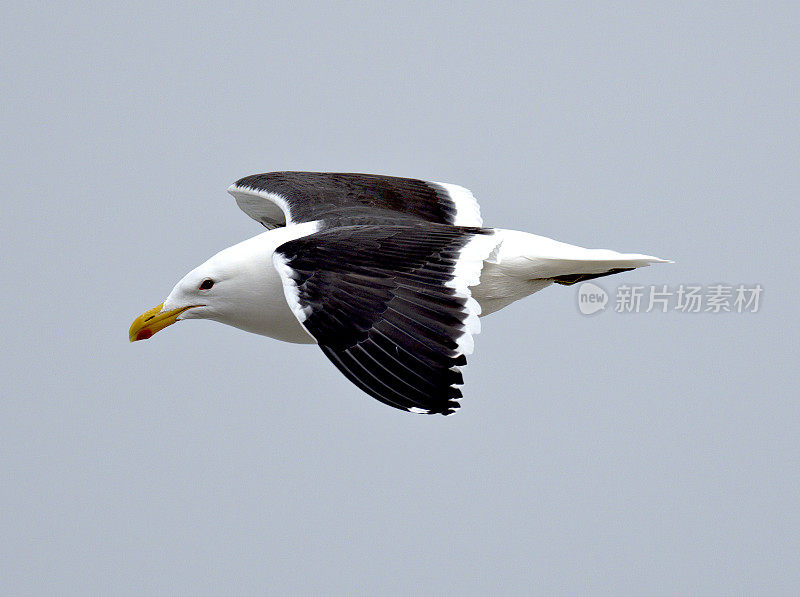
[199, 279, 214, 290]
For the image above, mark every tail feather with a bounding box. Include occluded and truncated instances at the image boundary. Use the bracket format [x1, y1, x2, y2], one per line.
[491, 229, 671, 280]
[471, 229, 671, 316]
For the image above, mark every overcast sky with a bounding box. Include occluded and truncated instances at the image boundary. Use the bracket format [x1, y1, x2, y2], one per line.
[2, 2, 798, 594]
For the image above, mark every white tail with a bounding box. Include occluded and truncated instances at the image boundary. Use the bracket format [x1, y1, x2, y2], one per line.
[472, 229, 671, 315]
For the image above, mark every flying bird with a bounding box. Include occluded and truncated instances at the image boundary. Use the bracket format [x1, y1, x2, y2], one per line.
[130, 172, 668, 415]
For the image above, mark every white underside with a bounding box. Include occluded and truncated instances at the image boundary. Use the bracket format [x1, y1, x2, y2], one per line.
[256, 226, 668, 344]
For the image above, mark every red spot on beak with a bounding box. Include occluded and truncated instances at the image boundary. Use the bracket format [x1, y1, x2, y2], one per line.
[136, 329, 153, 341]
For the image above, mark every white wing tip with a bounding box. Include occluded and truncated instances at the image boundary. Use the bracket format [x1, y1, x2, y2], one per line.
[432, 181, 483, 227]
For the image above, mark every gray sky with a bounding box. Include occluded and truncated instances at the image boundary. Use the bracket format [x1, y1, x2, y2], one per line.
[2, 1, 798, 594]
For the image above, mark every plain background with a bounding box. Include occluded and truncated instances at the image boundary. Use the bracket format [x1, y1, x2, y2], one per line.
[2, 2, 798, 594]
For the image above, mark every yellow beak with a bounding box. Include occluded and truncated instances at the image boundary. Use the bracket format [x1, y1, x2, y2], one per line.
[129, 302, 195, 342]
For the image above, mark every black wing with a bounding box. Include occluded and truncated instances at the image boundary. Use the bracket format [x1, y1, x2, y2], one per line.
[228, 171, 482, 229]
[273, 223, 497, 415]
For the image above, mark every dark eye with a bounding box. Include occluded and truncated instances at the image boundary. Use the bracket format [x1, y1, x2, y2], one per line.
[199, 279, 214, 290]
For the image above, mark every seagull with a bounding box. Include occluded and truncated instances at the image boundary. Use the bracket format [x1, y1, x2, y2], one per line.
[130, 172, 669, 415]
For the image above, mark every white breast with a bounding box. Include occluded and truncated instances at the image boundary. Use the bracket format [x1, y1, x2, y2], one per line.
[210, 225, 319, 344]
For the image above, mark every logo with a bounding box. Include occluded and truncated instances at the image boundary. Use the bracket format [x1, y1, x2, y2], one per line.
[577, 282, 608, 315]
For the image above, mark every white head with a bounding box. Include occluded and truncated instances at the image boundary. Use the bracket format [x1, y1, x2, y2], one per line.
[129, 233, 280, 341]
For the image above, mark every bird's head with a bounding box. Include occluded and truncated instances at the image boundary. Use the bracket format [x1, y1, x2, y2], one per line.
[129, 235, 274, 342]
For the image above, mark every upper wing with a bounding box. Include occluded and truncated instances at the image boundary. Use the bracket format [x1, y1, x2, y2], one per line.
[273, 223, 498, 415]
[228, 171, 483, 229]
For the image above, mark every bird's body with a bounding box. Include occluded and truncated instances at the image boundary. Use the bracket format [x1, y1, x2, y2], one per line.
[131, 172, 669, 415]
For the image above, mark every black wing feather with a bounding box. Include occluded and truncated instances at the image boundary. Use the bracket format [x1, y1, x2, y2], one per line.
[230, 171, 481, 228]
[275, 223, 494, 415]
